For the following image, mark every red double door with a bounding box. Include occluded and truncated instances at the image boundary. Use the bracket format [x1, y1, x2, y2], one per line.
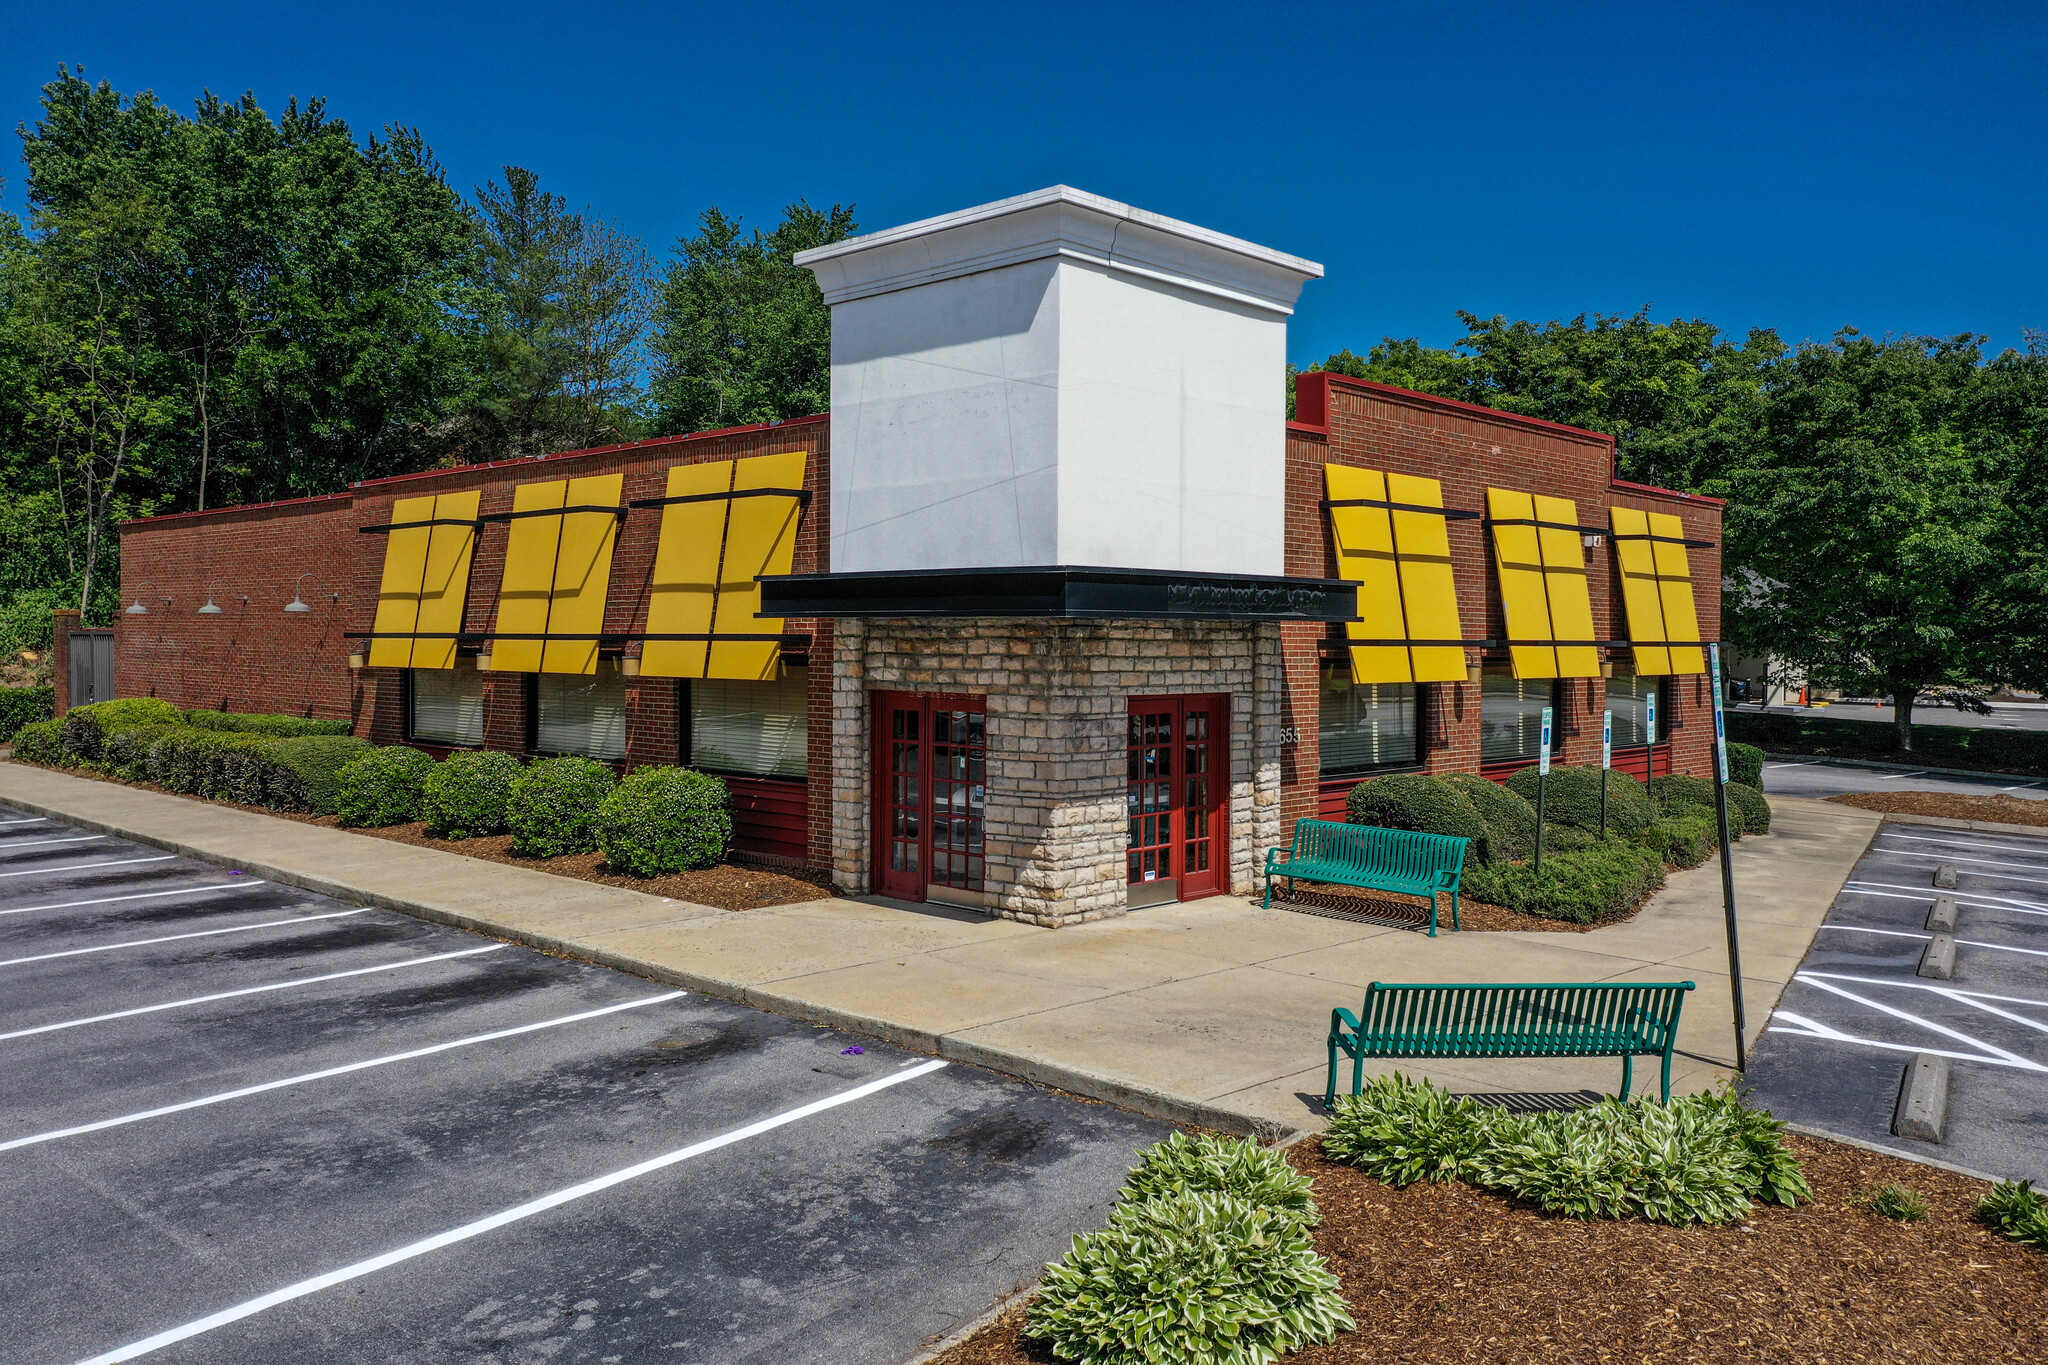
[1126, 694, 1228, 906]
[874, 692, 987, 903]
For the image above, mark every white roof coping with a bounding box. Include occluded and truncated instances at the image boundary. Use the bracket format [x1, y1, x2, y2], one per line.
[794, 185, 1324, 316]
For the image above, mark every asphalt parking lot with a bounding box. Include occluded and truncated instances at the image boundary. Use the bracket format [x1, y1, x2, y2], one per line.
[1761, 758, 2047, 802]
[1746, 820, 2048, 1181]
[0, 804, 1170, 1365]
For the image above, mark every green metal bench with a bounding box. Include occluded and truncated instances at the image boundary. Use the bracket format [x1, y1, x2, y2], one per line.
[1325, 980, 1697, 1107]
[1264, 819, 1470, 935]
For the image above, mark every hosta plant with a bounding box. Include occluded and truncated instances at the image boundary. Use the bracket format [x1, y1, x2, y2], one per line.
[1977, 1179, 2048, 1251]
[1024, 1190, 1355, 1365]
[1119, 1132, 1318, 1227]
[1321, 1072, 1503, 1186]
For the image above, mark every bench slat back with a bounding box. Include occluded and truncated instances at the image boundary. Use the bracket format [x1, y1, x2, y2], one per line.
[1356, 981, 1692, 1057]
[1293, 819, 1467, 878]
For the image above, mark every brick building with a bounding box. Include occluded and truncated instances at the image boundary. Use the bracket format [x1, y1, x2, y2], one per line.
[108, 186, 1722, 927]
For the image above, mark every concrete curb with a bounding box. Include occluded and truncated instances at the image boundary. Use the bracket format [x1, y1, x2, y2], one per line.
[1762, 752, 2045, 784]
[1881, 812, 2048, 840]
[0, 770, 1308, 1144]
[1784, 1122, 2005, 1184]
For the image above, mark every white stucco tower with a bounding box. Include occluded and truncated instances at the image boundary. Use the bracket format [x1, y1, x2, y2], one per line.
[794, 187, 1323, 578]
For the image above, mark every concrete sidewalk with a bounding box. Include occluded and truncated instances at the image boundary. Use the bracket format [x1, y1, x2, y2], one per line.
[0, 761, 1880, 1138]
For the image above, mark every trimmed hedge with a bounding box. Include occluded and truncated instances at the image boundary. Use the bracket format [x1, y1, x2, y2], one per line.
[1503, 764, 1657, 838]
[1442, 772, 1537, 865]
[335, 746, 436, 827]
[184, 709, 354, 738]
[1346, 774, 1488, 851]
[105, 722, 184, 779]
[146, 728, 240, 794]
[1650, 774, 1771, 836]
[420, 750, 523, 839]
[265, 736, 373, 814]
[1459, 838, 1667, 924]
[1640, 808, 1719, 869]
[594, 766, 732, 875]
[10, 718, 68, 766]
[508, 756, 616, 858]
[1726, 741, 1764, 789]
[1726, 781, 1771, 835]
[61, 697, 185, 763]
[1728, 710, 2048, 778]
[0, 685, 54, 743]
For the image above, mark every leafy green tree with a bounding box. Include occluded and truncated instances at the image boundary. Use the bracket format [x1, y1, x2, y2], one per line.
[1725, 331, 2007, 749]
[1305, 309, 1783, 491]
[649, 200, 855, 435]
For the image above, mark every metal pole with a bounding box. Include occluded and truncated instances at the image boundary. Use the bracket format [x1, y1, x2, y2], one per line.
[1535, 705, 1553, 872]
[1599, 708, 1612, 841]
[1709, 645, 1748, 1072]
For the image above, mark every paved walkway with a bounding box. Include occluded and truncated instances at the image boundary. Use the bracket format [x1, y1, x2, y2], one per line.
[0, 761, 1880, 1138]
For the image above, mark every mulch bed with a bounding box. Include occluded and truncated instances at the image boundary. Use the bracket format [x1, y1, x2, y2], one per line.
[933, 1134, 2047, 1364]
[1275, 884, 1628, 934]
[5, 762, 835, 912]
[1830, 790, 2048, 831]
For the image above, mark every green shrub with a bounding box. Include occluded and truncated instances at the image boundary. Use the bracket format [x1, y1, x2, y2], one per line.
[1346, 774, 1487, 850]
[1651, 773, 1718, 814]
[61, 697, 186, 763]
[1725, 741, 1764, 788]
[1977, 1179, 2048, 1252]
[1324, 1076, 1807, 1226]
[217, 735, 289, 805]
[9, 718, 69, 766]
[593, 766, 732, 875]
[1323, 1072, 1503, 1186]
[508, 756, 616, 857]
[1024, 1190, 1356, 1365]
[0, 685, 54, 743]
[420, 750, 522, 839]
[104, 722, 184, 779]
[1460, 838, 1665, 923]
[1727, 710, 2048, 778]
[146, 728, 241, 794]
[1441, 773, 1537, 865]
[184, 709, 354, 738]
[1503, 764, 1657, 837]
[335, 746, 436, 827]
[1640, 808, 1719, 869]
[1726, 781, 1772, 835]
[265, 735, 373, 814]
[1119, 1132, 1319, 1227]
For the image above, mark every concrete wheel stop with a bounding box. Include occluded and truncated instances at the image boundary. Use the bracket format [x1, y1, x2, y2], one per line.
[1932, 863, 1960, 890]
[1892, 1052, 1951, 1143]
[1925, 897, 1960, 933]
[1916, 933, 1957, 980]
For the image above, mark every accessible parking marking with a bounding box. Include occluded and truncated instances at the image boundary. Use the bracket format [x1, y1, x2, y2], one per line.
[0, 944, 506, 1040]
[71, 1059, 950, 1365]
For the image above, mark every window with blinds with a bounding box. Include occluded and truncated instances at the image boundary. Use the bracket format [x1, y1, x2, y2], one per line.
[1479, 675, 1554, 762]
[407, 667, 485, 746]
[687, 667, 808, 780]
[1318, 666, 1419, 775]
[1608, 671, 1669, 748]
[536, 666, 630, 761]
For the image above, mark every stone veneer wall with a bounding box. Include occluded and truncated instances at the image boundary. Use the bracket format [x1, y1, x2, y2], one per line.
[832, 618, 1287, 927]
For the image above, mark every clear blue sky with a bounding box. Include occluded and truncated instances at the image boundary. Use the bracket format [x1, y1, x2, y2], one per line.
[6, 0, 2043, 366]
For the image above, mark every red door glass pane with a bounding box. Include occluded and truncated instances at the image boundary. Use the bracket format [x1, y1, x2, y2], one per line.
[1127, 710, 1176, 885]
[930, 709, 987, 892]
[1183, 707, 1212, 878]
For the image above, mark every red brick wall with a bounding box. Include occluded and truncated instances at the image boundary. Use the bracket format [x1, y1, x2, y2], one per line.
[1285, 374, 1725, 834]
[119, 417, 833, 863]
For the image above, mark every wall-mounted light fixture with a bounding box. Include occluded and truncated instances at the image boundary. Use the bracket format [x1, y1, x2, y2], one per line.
[284, 574, 339, 614]
[475, 648, 494, 671]
[197, 579, 230, 615]
[621, 652, 642, 678]
[347, 650, 366, 670]
[125, 581, 157, 615]
[1466, 655, 1484, 684]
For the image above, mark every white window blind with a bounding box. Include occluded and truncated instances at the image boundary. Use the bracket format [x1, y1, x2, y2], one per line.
[409, 668, 485, 746]
[1479, 676, 1552, 762]
[537, 668, 629, 761]
[689, 668, 808, 779]
[1318, 667, 1419, 775]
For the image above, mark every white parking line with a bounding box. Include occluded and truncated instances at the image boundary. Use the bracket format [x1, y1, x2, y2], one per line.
[72, 1059, 950, 1365]
[1869, 847, 2048, 875]
[0, 856, 177, 880]
[0, 990, 687, 1153]
[1769, 1012, 2048, 1072]
[0, 910, 371, 969]
[1800, 971, 2048, 1012]
[0, 945, 506, 1041]
[0, 881, 271, 919]
[1881, 830, 2048, 858]
[1821, 923, 2048, 958]
[0, 836, 104, 850]
[0, 818, 49, 826]
[1841, 882, 2048, 916]
[1766, 761, 1823, 768]
[1794, 976, 2041, 1069]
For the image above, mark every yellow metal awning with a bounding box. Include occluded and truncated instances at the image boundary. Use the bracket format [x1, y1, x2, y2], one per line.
[1610, 506, 1706, 675]
[640, 451, 810, 681]
[1323, 464, 1468, 684]
[1486, 488, 1601, 679]
[365, 491, 480, 669]
[487, 475, 625, 675]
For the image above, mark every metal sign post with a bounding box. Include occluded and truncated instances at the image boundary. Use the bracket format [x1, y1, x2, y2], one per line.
[1535, 706, 1553, 871]
[1599, 709, 1613, 841]
[1708, 645, 1748, 1072]
[1647, 690, 1657, 748]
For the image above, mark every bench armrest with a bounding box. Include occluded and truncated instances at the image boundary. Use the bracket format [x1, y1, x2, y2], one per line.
[1264, 847, 1290, 873]
[1330, 1006, 1363, 1036]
